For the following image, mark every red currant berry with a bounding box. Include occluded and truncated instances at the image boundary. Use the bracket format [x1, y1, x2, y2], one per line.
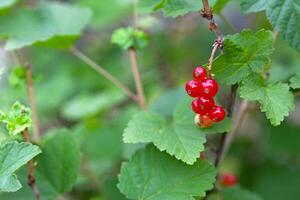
[208, 106, 226, 122]
[193, 66, 207, 81]
[191, 97, 215, 114]
[185, 80, 202, 97]
[220, 173, 237, 187]
[194, 114, 214, 128]
[200, 78, 219, 98]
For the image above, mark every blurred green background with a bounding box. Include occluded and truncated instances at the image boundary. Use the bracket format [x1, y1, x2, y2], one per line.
[0, 0, 300, 199]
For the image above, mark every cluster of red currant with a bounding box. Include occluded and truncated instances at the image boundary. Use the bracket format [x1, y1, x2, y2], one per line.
[185, 66, 226, 128]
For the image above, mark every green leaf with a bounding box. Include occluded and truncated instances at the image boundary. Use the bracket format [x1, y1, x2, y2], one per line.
[240, 0, 267, 13]
[212, 29, 274, 84]
[241, 0, 300, 52]
[111, 27, 149, 50]
[0, 167, 61, 200]
[118, 145, 217, 200]
[290, 74, 300, 89]
[37, 129, 81, 194]
[0, 142, 41, 192]
[0, 102, 31, 136]
[125, 98, 232, 164]
[0, 0, 18, 10]
[239, 75, 295, 126]
[222, 186, 263, 200]
[62, 91, 125, 120]
[124, 99, 206, 164]
[0, 2, 91, 50]
[266, 0, 300, 51]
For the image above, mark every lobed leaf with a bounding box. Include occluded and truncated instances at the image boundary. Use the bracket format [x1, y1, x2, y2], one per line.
[240, 75, 295, 126]
[241, 0, 300, 52]
[212, 29, 274, 85]
[0, 102, 31, 136]
[124, 98, 232, 164]
[118, 145, 217, 200]
[124, 99, 206, 164]
[0, 142, 41, 192]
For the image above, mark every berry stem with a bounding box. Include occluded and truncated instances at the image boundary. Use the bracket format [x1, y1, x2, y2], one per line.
[207, 42, 219, 75]
[201, 0, 223, 75]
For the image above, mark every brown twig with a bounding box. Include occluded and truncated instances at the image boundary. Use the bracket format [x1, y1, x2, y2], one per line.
[214, 84, 238, 167]
[69, 47, 138, 102]
[220, 100, 249, 163]
[24, 63, 40, 143]
[128, 48, 147, 110]
[22, 128, 40, 200]
[201, 0, 242, 198]
[205, 99, 249, 199]
[201, 0, 224, 76]
[127, 0, 147, 110]
[201, 0, 224, 46]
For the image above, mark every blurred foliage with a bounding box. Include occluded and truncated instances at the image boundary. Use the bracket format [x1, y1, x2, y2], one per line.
[0, 102, 31, 136]
[0, 0, 299, 199]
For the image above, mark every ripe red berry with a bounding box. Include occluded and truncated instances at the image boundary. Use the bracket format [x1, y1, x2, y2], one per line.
[208, 106, 226, 122]
[193, 66, 207, 81]
[191, 97, 215, 114]
[185, 80, 202, 97]
[200, 78, 219, 98]
[220, 173, 237, 187]
[194, 114, 214, 128]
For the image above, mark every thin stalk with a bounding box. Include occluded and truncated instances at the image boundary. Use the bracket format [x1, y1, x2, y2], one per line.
[25, 64, 40, 143]
[214, 84, 238, 167]
[219, 100, 249, 163]
[22, 128, 40, 200]
[207, 42, 219, 74]
[128, 0, 147, 110]
[69, 47, 137, 102]
[128, 48, 147, 110]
